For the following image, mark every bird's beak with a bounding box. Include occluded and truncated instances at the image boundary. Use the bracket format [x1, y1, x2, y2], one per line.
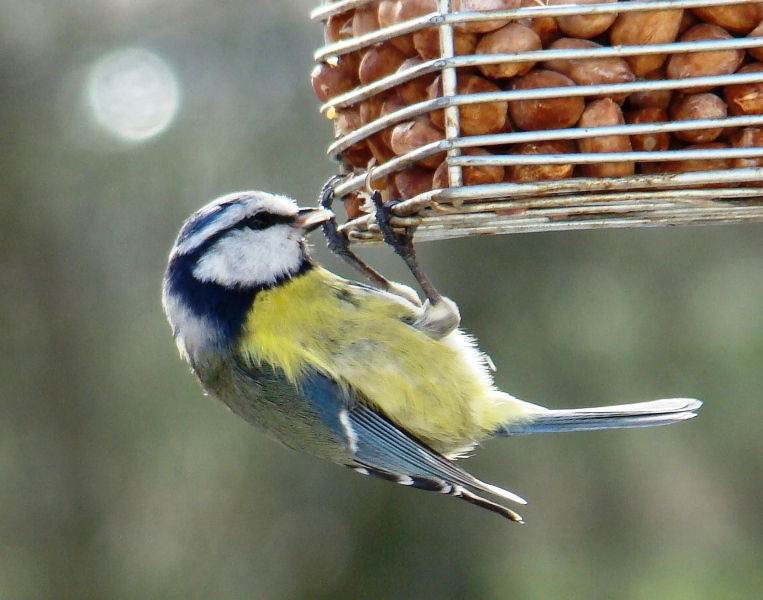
[292, 207, 334, 233]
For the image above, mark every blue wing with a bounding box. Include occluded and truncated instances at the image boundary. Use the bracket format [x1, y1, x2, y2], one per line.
[300, 371, 526, 522]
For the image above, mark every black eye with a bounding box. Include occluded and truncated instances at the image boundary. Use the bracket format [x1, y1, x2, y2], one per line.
[243, 213, 272, 230]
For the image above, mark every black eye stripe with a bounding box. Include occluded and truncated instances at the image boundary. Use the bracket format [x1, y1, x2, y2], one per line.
[185, 211, 296, 254]
[240, 212, 294, 231]
[243, 214, 269, 230]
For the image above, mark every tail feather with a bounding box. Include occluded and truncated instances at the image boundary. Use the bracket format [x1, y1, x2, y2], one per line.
[501, 398, 702, 436]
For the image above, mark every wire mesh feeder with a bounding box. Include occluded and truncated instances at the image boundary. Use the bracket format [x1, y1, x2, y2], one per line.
[311, 0, 763, 243]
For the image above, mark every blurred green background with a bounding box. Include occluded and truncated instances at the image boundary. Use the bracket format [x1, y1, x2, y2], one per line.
[2, 1, 762, 599]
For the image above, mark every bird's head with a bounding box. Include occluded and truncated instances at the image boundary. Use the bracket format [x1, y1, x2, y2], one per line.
[161, 191, 333, 359]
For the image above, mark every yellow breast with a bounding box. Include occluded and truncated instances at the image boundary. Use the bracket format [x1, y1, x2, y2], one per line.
[238, 267, 526, 452]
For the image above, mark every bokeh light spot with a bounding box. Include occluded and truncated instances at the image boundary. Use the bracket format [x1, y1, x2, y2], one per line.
[87, 48, 180, 141]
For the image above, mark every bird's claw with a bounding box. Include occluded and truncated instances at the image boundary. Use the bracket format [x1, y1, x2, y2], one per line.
[372, 191, 415, 260]
[319, 174, 343, 211]
[319, 177, 354, 259]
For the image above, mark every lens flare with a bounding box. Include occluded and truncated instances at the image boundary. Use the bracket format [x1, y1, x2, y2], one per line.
[87, 48, 180, 141]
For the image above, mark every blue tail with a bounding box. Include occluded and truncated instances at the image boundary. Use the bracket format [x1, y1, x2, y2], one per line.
[499, 398, 702, 436]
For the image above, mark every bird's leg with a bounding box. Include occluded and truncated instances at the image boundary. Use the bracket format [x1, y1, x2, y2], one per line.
[318, 177, 422, 307]
[373, 193, 438, 303]
[372, 192, 461, 338]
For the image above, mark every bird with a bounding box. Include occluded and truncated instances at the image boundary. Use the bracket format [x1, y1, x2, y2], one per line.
[161, 187, 702, 523]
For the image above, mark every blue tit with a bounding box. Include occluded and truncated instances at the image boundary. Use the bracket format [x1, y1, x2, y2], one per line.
[162, 190, 702, 523]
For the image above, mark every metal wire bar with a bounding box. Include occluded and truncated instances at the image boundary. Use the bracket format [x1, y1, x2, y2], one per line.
[451, 114, 763, 148]
[315, 0, 763, 60]
[312, 0, 757, 22]
[312, 0, 376, 21]
[436, 0, 463, 188]
[452, 147, 763, 166]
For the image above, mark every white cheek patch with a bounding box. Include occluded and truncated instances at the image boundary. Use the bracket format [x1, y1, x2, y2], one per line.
[192, 225, 303, 287]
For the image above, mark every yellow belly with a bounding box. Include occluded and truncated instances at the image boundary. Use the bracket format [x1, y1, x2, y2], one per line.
[238, 267, 529, 452]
